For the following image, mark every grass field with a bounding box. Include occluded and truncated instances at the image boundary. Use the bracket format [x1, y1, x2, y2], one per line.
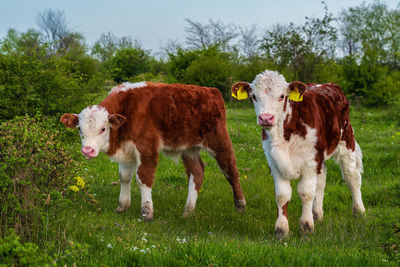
[51, 104, 400, 266]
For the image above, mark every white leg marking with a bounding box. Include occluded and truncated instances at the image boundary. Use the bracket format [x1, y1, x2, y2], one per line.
[313, 163, 326, 221]
[183, 174, 198, 216]
[297, 173, 317, 233]
[136, 173, 154, 221]
[274, 175, 292, 238]
[337, 142, 365, 215]
[117, 162, 136, 213]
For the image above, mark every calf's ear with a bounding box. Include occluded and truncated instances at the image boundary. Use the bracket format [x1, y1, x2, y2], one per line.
[231, 82, 251, 100]
[109, 114, 126, 129]
[288, 81, 307, 102]
[60, 113, 79, 128]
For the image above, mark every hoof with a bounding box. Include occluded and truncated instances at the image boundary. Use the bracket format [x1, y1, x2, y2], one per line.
[234, 198, 246, 212]
[312, 210, 323, 221]
[275, 227, 289, 239]
[116, 203, 130, 213]
[300, 221, 314, 235]
[141, 213, 153, 221]
[182, 203, 195, 218]
[353, 206, 366, 217]
[141, 201, 154, 221]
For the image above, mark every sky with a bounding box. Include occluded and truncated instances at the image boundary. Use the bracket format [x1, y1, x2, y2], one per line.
[1, 0, 399, 53]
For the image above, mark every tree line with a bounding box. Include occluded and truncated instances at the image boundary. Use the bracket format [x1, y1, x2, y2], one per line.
[1, 1, 399, 121]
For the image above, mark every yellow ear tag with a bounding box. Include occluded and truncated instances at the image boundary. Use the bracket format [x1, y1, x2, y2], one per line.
[289, 86, 303, 102]
[232, 86, 249, 100]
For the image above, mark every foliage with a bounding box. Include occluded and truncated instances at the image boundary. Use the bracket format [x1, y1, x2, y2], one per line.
[0, 41, 104, 121]
[0, 229, 51, 266]
[165, 46, 235, 96]
[91, 32, 119, 63]
[166, 47, 200, 82]
[1, 28, 42, 56]
[261, 2, 337, 82]
[109, 47, 153, 83]
[184, 46, 234, 97]
[0, 115, 81, 239]
[337, 2, 400, 106]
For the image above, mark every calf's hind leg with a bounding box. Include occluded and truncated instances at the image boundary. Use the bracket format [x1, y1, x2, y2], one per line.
[205, 128, 246, 212]
[313, 163, 326, 221]
[337, 142, 365, 215]
[181, 152, 204, 217]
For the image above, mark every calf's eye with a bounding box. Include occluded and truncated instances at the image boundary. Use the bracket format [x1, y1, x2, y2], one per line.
[100, 128, 106, 134]
[279, 94, 285, 101]
[251, 95, 257, 102]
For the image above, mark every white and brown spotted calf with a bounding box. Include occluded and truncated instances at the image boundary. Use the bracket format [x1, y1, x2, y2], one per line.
[232, 70, 365, 237]
[61, 82, 246, 220]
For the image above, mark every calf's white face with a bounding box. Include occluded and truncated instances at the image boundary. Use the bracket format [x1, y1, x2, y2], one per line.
[60, 105, 126, 159]
[250, 71, 289, 128]
[78, 106, 111, 158]
[231, 70, 307, 129]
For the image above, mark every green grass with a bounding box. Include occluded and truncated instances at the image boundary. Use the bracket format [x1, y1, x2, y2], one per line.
[50, 105, 400, 266]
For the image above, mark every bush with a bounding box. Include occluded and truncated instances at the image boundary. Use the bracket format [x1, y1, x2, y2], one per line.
[339, 55, 400, 106]
[109, 47, 152, 83]
[0, 115, 81, 240]
[167, 46, 235, 98]
[184, 55, 233, 97]
[0, 48, 106, 122]
[0, 229, 51, 266]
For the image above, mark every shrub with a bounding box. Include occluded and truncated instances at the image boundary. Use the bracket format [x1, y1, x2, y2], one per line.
[0, 115, 81, 240]
[184, 55, 233, 97]
[167, 46, 234, 98]
[109, 47, 152, 83]
[0, 48, 106, 122]
[0, 229, 51, 266]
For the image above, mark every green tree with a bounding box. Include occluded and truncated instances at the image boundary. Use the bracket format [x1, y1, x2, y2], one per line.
[167, 46, 234, 97]
[109, 47, 152, 83]
[166, 47, 200, 82]
[0, 28, 42, 56]
[92, 32, 118, 63]
[261, 2, 337, 82]
[338, 1, 400, 105]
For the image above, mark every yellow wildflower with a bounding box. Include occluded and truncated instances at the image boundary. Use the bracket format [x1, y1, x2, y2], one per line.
[244, 175, 247, 180]
[74, 176, 85, 189]
[69, 185, 80, 192]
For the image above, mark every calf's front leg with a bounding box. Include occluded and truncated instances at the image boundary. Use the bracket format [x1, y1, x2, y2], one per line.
[117, 162, 136, 213]
[297, 174, 317, 234]
[274, 176, 292, 238]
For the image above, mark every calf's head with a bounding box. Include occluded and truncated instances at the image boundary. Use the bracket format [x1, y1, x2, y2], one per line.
[231, 70, 306, 129]
[60, 105, 126, 158]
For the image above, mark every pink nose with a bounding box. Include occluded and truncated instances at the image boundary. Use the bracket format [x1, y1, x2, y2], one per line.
[258, 114, 274, 127]
[81, 146, 95, 157]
